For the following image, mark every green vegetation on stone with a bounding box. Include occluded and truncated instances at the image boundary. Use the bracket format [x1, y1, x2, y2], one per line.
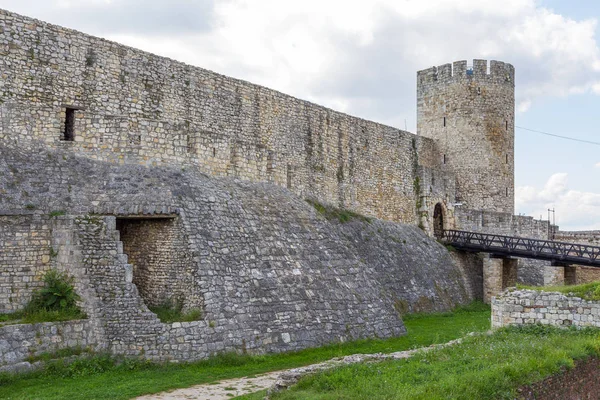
[306, 199, 371, 224]
[517, 281, 600, 301]
[0, 302, 490, 400]
[148, 298, 202, 323]
[26, 346, 91, 364]
[0, 270, 85, 325]
[266, 325, 600, 400]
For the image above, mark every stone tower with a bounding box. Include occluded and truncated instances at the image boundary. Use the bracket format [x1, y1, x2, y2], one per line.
[417, 59, 515, 214]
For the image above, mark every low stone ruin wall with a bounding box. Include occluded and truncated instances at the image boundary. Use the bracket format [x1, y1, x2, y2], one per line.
[492, 289, 600, 329]
[0, 319, 98, 373]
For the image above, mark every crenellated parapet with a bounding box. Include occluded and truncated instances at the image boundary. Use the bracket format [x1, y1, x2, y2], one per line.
[417, 59, 514, 87]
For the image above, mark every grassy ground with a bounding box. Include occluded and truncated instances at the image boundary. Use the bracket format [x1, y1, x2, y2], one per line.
[0, 303, 490, 400]
[517, 281, 600, 301]
[0, 308, 86, 325]
[254, 325, 600, 400]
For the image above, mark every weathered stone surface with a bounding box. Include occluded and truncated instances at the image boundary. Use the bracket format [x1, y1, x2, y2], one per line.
[1, 7, 575, 371]
[0, 142, 484, 367]
[418, 60, 515, 214]
[0, 320, 95, 371]
[492, 289, 600, 329]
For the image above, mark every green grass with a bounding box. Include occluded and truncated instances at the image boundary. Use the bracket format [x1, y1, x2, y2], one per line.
[0, 312, 23, 323]
[0, 307, 85, 325]
[0, 270, 86, 326]
[26, 347, 91, 364]
[0, 303, 490, 400]
[306, 199, 372, 224]
[517, 281, 600, 301]
[268, 325, 600, 400]
[148, 299, 202, 323]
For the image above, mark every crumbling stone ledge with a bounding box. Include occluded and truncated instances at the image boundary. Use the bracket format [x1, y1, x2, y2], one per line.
[492, 289, 600, 329]
[0, 319, 98, 373]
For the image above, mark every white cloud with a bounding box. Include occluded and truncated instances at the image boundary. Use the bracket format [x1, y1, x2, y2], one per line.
[516, 173, 600, 230]
[517, 100, 532, 113]
[3, 0, 600, 130]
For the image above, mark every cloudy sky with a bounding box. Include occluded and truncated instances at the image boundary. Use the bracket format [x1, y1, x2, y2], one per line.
[3, 0, 600, 230]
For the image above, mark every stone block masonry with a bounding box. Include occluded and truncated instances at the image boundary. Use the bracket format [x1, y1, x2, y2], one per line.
[0, 8, 439, 225]
[0, 143, 482, 367]
[0, 319, 97, 373]
[492, 289, 600, 329]
[0, 214, 54, 313]
[0, 7, 541, 369]
[116, 217, 201, 310]
[418, 60, 515, 214]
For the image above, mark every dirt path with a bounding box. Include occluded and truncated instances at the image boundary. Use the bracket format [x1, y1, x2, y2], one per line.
[135, 372, 280, 399]
[135, 336, 468, 400]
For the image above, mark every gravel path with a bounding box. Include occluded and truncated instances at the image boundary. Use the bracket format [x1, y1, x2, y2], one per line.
[135, 372, 280, 400]
[135, 336, 469, 400]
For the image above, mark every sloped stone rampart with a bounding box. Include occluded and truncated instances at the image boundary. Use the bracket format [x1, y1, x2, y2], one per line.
[0, 143, 482, 367]
[492, 290, 600, 329]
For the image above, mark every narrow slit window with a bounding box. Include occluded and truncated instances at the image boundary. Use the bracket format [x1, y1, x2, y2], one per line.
[267, 151, 275, 175]
[506, 120, 508, 130]
[286, 164, 293, 189]
[506, 187, 508, 197]
[63, 108, 76, 141]
[443, 117, 446, 127]
[506, 154, 508, 164]
[443, 154, 446, 164]
[212, 148, 216, 157]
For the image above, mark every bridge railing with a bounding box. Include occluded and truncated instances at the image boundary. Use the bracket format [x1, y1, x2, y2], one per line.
[441, 230, 600, 267]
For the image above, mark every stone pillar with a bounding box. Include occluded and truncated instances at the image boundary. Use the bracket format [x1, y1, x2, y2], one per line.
[483, 256, 503, 304]
[544, 265, 565, 286]
[484, 256, 518, 303]
[502, 258, 518, 289]
[564, 266, 577, 285]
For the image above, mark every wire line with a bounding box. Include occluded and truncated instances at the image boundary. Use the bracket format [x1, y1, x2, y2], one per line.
[516, 125, 600, 146]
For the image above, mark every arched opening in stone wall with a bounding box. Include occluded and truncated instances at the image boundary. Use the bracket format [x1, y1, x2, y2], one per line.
[433, 203, 445, 239]
[115, 216, 202, 314]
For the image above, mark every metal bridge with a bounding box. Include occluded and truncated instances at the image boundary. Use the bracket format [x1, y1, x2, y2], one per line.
[441, 230, 600, 268]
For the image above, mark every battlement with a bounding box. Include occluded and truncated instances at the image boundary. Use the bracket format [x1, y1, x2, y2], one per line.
[417, 59, 514, 86]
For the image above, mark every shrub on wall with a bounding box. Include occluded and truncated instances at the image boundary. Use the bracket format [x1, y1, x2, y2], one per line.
[22, 270, 86, 323]
[149, 297, 202, 323]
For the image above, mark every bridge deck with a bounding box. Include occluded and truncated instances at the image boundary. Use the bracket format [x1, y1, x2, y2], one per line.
[441, 230, 600, 268]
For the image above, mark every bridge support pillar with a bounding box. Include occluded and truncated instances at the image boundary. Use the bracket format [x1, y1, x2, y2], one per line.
[564, 266, 577, 285]
[483, 255, 517, 304]
[545, 263, 577, 286]
[545, 264, 565, 286]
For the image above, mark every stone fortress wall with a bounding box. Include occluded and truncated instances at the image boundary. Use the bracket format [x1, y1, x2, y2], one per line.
[0, 144, 481, 370]
[0, 8, 449, 226]
[1, 6, 600, 370]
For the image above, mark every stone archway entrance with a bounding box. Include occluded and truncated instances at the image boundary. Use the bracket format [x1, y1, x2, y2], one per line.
[433, 203, 444, 238]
